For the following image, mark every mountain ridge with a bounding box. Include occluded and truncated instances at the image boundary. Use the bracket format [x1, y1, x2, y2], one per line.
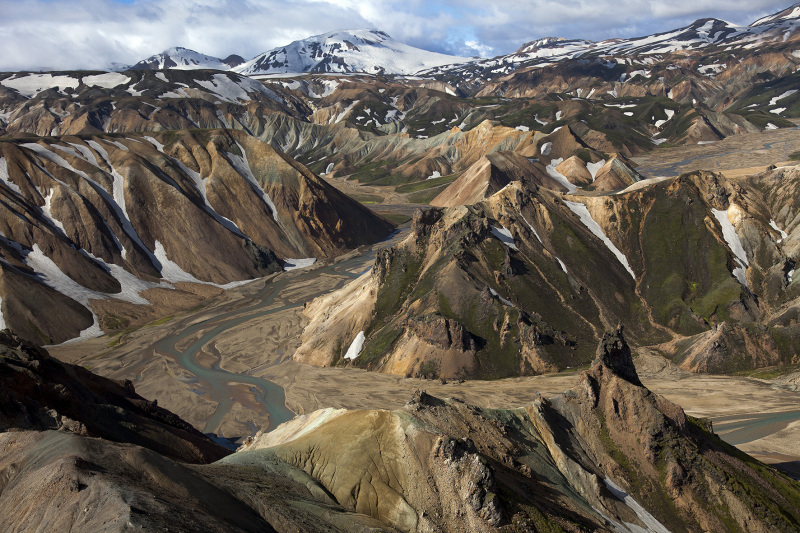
[111, 4, 800, 78]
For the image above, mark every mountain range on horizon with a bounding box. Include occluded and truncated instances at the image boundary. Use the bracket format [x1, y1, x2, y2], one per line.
[104, 2, 800, 78]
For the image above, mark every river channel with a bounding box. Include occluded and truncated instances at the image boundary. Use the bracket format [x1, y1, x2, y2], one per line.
[151, 229, 407, 437]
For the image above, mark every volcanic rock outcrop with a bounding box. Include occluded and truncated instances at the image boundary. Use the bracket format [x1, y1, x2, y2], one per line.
[2, 327, 799, 531]
[241, 328, 800, 531]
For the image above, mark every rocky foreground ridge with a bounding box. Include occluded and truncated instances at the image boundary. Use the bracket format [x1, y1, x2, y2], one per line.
[3, 328, 798, 531]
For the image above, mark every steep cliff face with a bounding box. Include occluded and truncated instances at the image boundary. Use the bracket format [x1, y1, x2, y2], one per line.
[296, 168, 799, 377]
[243, 329, 800, 532]
[0, 129, 393, 343]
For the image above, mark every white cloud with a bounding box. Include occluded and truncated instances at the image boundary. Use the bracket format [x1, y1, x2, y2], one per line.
[0, 0, 794, 71]
[464, 40, 494, 58]
[0, 0, 371, 71]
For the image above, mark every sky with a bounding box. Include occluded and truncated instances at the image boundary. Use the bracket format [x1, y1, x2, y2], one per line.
[0, 0, 796, 71]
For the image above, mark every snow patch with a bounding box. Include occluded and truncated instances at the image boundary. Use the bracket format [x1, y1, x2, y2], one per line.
[490, 225, 518, 250]
[25, 244, 105, 341]
[654, 109, 675, 128]
[0, 158, 22, 195]
[770, 219, 788, 242]
[82, 250, 170, 306]
[86, 140, 151, 262]
[144, 136, 165, 152]
[587, 159, 606, 180]
[604, 478, 671, 533]
[546, 158, 578, 193]
[770, 107, 786, 115]
[153, 240, 253, 289]
[540, 142, 553, 156]
[0, 296, 5, 330]
[769, 90, 797, 106]
[82, 73, 131, 89]
[153, 240, 206, 284]
[427, 170, 442, 180]
[308, 79, 340, 98]
[616, 176, 671, 195]
[169, 156, 243, 236]
[334, 100, 358, 123]
[712, 208, 749, 288]
[515, 125, 530, 131]
[520, 214, 542, 244]
[344, 331, 366, 360]
[104, 139, 129, 152]
[66, 143, 98, 165]
[0, 73, 79, 97]
[159, 89, 190, 99]
[196, 74, 252, 103]
[41, 188, 66, 233]
[564, 201, 635, 279]
[283, 258, 317, 271]
[489, 288, 515, 307]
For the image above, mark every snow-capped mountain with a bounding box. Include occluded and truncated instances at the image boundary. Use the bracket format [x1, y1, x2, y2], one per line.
[514, 37, 593, 56]
[233, 29, 470, 76]
[424, 8, 800, 78]
[131, 47, 244, 71]
[752, 1, 800, 25]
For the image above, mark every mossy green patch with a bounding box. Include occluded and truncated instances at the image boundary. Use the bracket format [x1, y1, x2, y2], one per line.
[394, 174, 457, 193]
[407, 184, 451, 204]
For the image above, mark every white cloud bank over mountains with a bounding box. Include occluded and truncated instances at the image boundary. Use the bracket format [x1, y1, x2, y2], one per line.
[0, 0, 794, 71]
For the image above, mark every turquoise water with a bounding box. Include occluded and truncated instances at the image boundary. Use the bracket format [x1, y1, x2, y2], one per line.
[713, 410, 800, 446]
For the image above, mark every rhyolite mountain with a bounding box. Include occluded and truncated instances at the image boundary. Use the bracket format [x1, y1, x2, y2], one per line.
[296, 154, 799, 378]
[5, 328, 798, 531]
[1, 4, 799, 356]
[0, 128, 394, 344]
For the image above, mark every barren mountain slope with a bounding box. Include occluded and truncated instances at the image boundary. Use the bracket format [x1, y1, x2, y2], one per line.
[0, 129, 393, 343]
[296, 168, 799, 378]
[240, 329, 800, 532]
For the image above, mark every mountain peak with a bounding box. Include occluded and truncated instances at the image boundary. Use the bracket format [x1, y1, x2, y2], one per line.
[234, 28, 470, 76]
[591, 326, 642, 386]
[132, 47, 238, 71]
[515, 37, 568, 52]
[752, 2, 800, 25]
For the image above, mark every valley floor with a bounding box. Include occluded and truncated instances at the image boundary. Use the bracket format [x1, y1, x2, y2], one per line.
[633, 119, 800, 178]
[50, 229, 800, 478]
